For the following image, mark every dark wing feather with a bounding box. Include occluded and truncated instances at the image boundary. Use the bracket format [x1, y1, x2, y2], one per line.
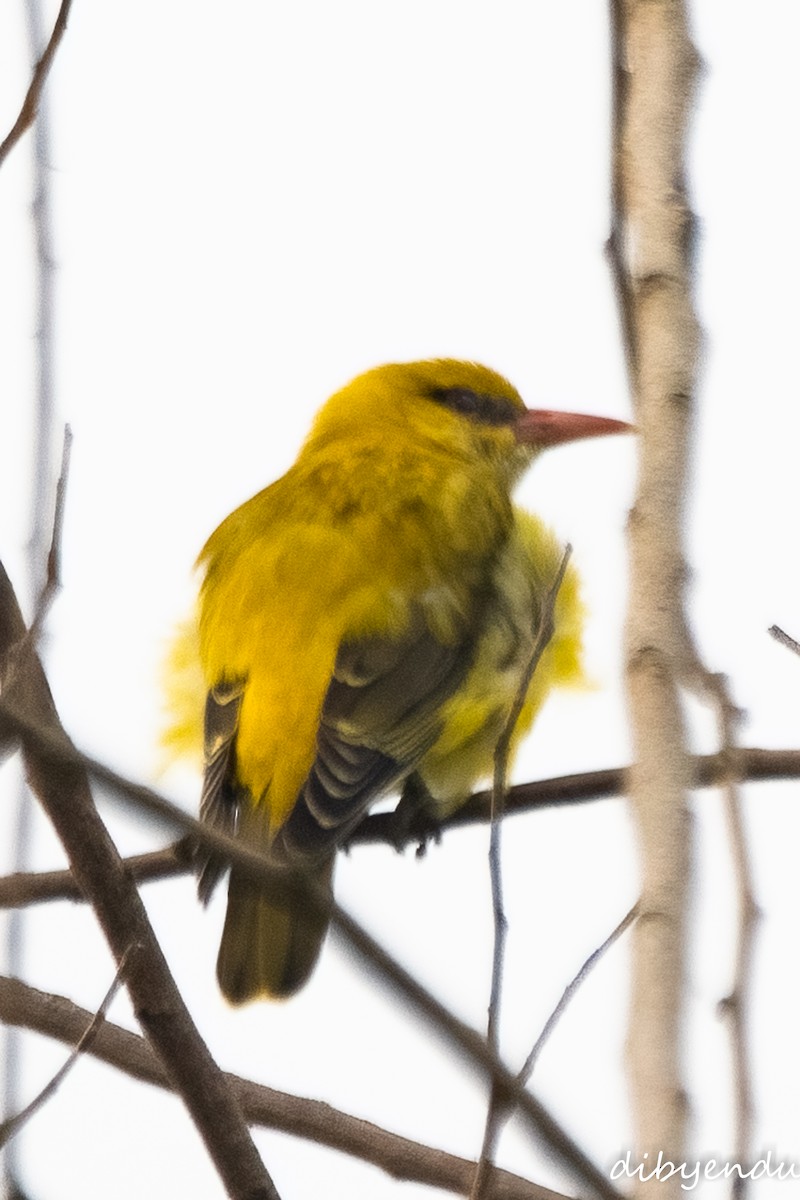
[276, 614, 476, 863]
[196, 679, 245, 903]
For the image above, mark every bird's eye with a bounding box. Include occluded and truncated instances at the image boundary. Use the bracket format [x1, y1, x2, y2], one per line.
[430, 387, 518, 427]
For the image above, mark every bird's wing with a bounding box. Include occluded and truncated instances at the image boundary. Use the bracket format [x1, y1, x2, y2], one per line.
[275, 611, 476, 862]
[196, 678, 245, 903]
[196, 607, 481, 881]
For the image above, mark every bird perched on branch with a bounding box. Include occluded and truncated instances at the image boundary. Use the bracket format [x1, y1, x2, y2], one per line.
[164, 359, 631, 1003]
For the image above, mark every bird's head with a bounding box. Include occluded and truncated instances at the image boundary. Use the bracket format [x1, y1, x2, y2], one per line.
[305, 359, 632, 488]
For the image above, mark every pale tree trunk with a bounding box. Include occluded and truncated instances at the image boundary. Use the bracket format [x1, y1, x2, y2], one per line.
[610, 2, 701, 1196]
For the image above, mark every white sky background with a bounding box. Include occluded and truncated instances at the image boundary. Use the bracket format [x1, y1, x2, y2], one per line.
[1, 2, 800, 1198]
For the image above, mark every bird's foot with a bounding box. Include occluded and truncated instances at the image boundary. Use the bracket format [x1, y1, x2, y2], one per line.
[390, 776, 442, 857]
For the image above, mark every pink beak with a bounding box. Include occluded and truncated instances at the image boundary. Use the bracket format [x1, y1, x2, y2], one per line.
[515, 408, 634, 448]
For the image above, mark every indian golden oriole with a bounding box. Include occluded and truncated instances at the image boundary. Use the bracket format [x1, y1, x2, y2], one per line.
[165, 359, 631, 1003]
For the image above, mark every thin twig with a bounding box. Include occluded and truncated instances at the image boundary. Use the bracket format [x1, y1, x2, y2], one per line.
[703, 674, 758, 1199]
[472, 546, 573, 1200]
[675, 594, 759, 1193]
[0, 946, 133, 1148]
[4, 7, 63, 1182]
[331, 907, 625, 1200]
[0, 0, 73, 169]
[492, 545, 574, 788]
[28, 424, 72, 643]
[0, 975, 563, 1200]
[606, 0, 638, 392]
[768, 624, 800, 657]
[475, 903, 638, 1199]
[519, 904, 638, 1086]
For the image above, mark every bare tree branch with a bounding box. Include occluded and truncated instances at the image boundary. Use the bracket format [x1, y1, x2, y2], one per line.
[0, 0, 73, 170]
[768, 624, 800, 657]
[353, 748, 800, 846]
[1, 748, 799, 911]
[0, 975, 567, 1200]
[0, 563, 282, 1200]
[0, 846, 187, 907]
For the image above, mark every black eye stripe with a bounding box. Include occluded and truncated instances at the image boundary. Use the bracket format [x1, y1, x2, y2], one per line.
[430, 386, 519, 427]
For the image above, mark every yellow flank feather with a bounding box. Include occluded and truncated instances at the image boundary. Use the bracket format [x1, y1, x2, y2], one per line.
[163, 358, 628, 1003]
[161, 615, 205, 762]
[417, 509, 585, 813]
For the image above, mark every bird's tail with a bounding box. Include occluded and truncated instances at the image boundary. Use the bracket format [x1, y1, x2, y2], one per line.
[216, 806, 334, 1003]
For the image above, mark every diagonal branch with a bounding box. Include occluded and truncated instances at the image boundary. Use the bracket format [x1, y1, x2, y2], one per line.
[768, 624, 800, 657]
[0, 975, 564, 1200]
[0, 0, 73, 170]
[0, 562, 282, 1200]
[518, 904, 638, 1087]
[28, 423, 72, 642]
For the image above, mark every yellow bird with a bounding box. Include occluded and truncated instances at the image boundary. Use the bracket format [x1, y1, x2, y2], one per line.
[165, 359, 630, 1003]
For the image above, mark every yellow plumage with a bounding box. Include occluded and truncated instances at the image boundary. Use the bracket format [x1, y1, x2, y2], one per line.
[417, 510, 584, 813]
[164, 359, 628, 1003]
